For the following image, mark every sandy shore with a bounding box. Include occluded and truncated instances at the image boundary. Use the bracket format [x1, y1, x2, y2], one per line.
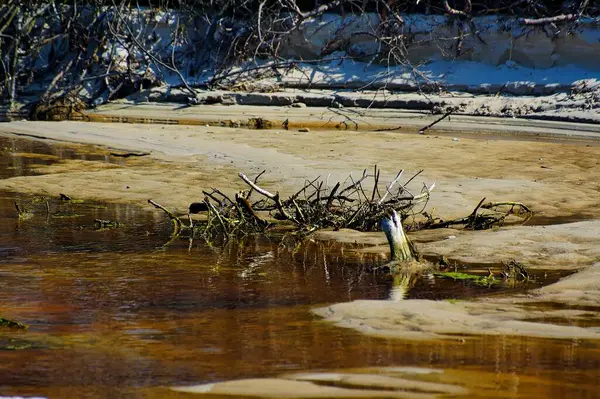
[1, 106, 600, 342]
[84, 102, 600, 138]
[3, 108, 600, 220]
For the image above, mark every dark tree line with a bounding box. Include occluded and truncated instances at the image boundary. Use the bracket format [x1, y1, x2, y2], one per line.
[0, 0, 597, 114]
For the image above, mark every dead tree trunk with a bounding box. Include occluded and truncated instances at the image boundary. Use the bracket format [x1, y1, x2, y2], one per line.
[381, 208, 414, 262]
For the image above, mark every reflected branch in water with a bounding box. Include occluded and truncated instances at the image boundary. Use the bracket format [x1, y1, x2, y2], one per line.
[389, 272, 420, 301]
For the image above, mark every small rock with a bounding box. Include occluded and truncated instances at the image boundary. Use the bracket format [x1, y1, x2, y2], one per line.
[446, 235, 456, 240]
[291, 102, 307, 108]
[299, 127, 310, 133]
[452, 138, 460, 142]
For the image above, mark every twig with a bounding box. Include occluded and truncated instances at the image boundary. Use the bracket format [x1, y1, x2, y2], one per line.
[371, 165, 380, 202]
[238, 172, 294, 221]
[378, 170, 404, 205]
[339, 169, 368, 196]
[236, 193, 269, 227]
[290, 175, 321, 201]
[375, 125, 403, 132]
[210, 187, 235, 205]
[246, 169, 266, 200]
[467, 197, 487, 228]
[148, 199, 183, 234]
[418, 111, 453, 134]
[521, 14, 578, 25]
[204, 198, 229, 238]
[326, 182, 341, 209]
[481, 201, 533, 214]
[444, 0, 472, 17]
[202, 190, 222, 205]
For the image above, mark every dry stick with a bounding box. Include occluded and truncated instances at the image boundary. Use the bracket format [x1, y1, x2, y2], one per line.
[481, 202, 534, 223]
[290, 0, 346, 20]
[306, 178, 325, 197]
[578, 0, 591, 16]
[481, 201, 533, 214]
[246, 169, 266, 200]
[425, 196, 528, 230]
[238, 172, 294, 221]
[148, 199, 183, 233]
[403, 169, 424, 187]
[371, 165, 380, 202]
[204, 199, 230, 238]
[410, 182, 436, 202]
[377, 0, 404, 25]
[290, 175, 321, 201]
[315, 181, 324, 203]
[326, 182, 341, 209]
[375, 125, 403, 132]
[345, 202, 369, 228]
[521, 14, 578, 25]
[39, 51, 76, 102]
[202, 190, 222, 205]
[210, 187, 235, 205]
[443, 0, 471, 16]
[292, 198, 306, 223]
[378, 170, 404, 205]
[356, 179, 371, 203]
[467, 197, 487, 228]
[418, 111, 453, 134]
[236, 193, 268, 227]
[339, 170, 367, 194]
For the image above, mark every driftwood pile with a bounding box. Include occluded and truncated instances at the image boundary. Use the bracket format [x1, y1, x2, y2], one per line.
[148, 167, 533, 241]
[149, 166, 435, 240]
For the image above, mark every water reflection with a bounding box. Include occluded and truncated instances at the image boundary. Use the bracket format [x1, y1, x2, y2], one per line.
[0, 135, 122, 179]
[389, 273, 419, 301]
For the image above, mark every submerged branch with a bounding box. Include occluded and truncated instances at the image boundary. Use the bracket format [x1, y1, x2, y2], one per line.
[148, 199, 184, 235]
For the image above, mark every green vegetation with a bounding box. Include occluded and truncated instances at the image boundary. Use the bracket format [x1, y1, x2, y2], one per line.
[3, 341, 32, 350]
[434, 271, 498, 287]
[94, 219, 121, 230]
[435, 260, 531, 287]
[0, 316, 28, 330]
[14, 201, 34, 221]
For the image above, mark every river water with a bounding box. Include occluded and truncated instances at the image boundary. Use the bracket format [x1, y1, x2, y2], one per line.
[0, 135, 598, 398]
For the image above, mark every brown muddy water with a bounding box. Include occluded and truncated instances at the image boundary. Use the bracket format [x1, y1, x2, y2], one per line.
[0, 136, 599, 399]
